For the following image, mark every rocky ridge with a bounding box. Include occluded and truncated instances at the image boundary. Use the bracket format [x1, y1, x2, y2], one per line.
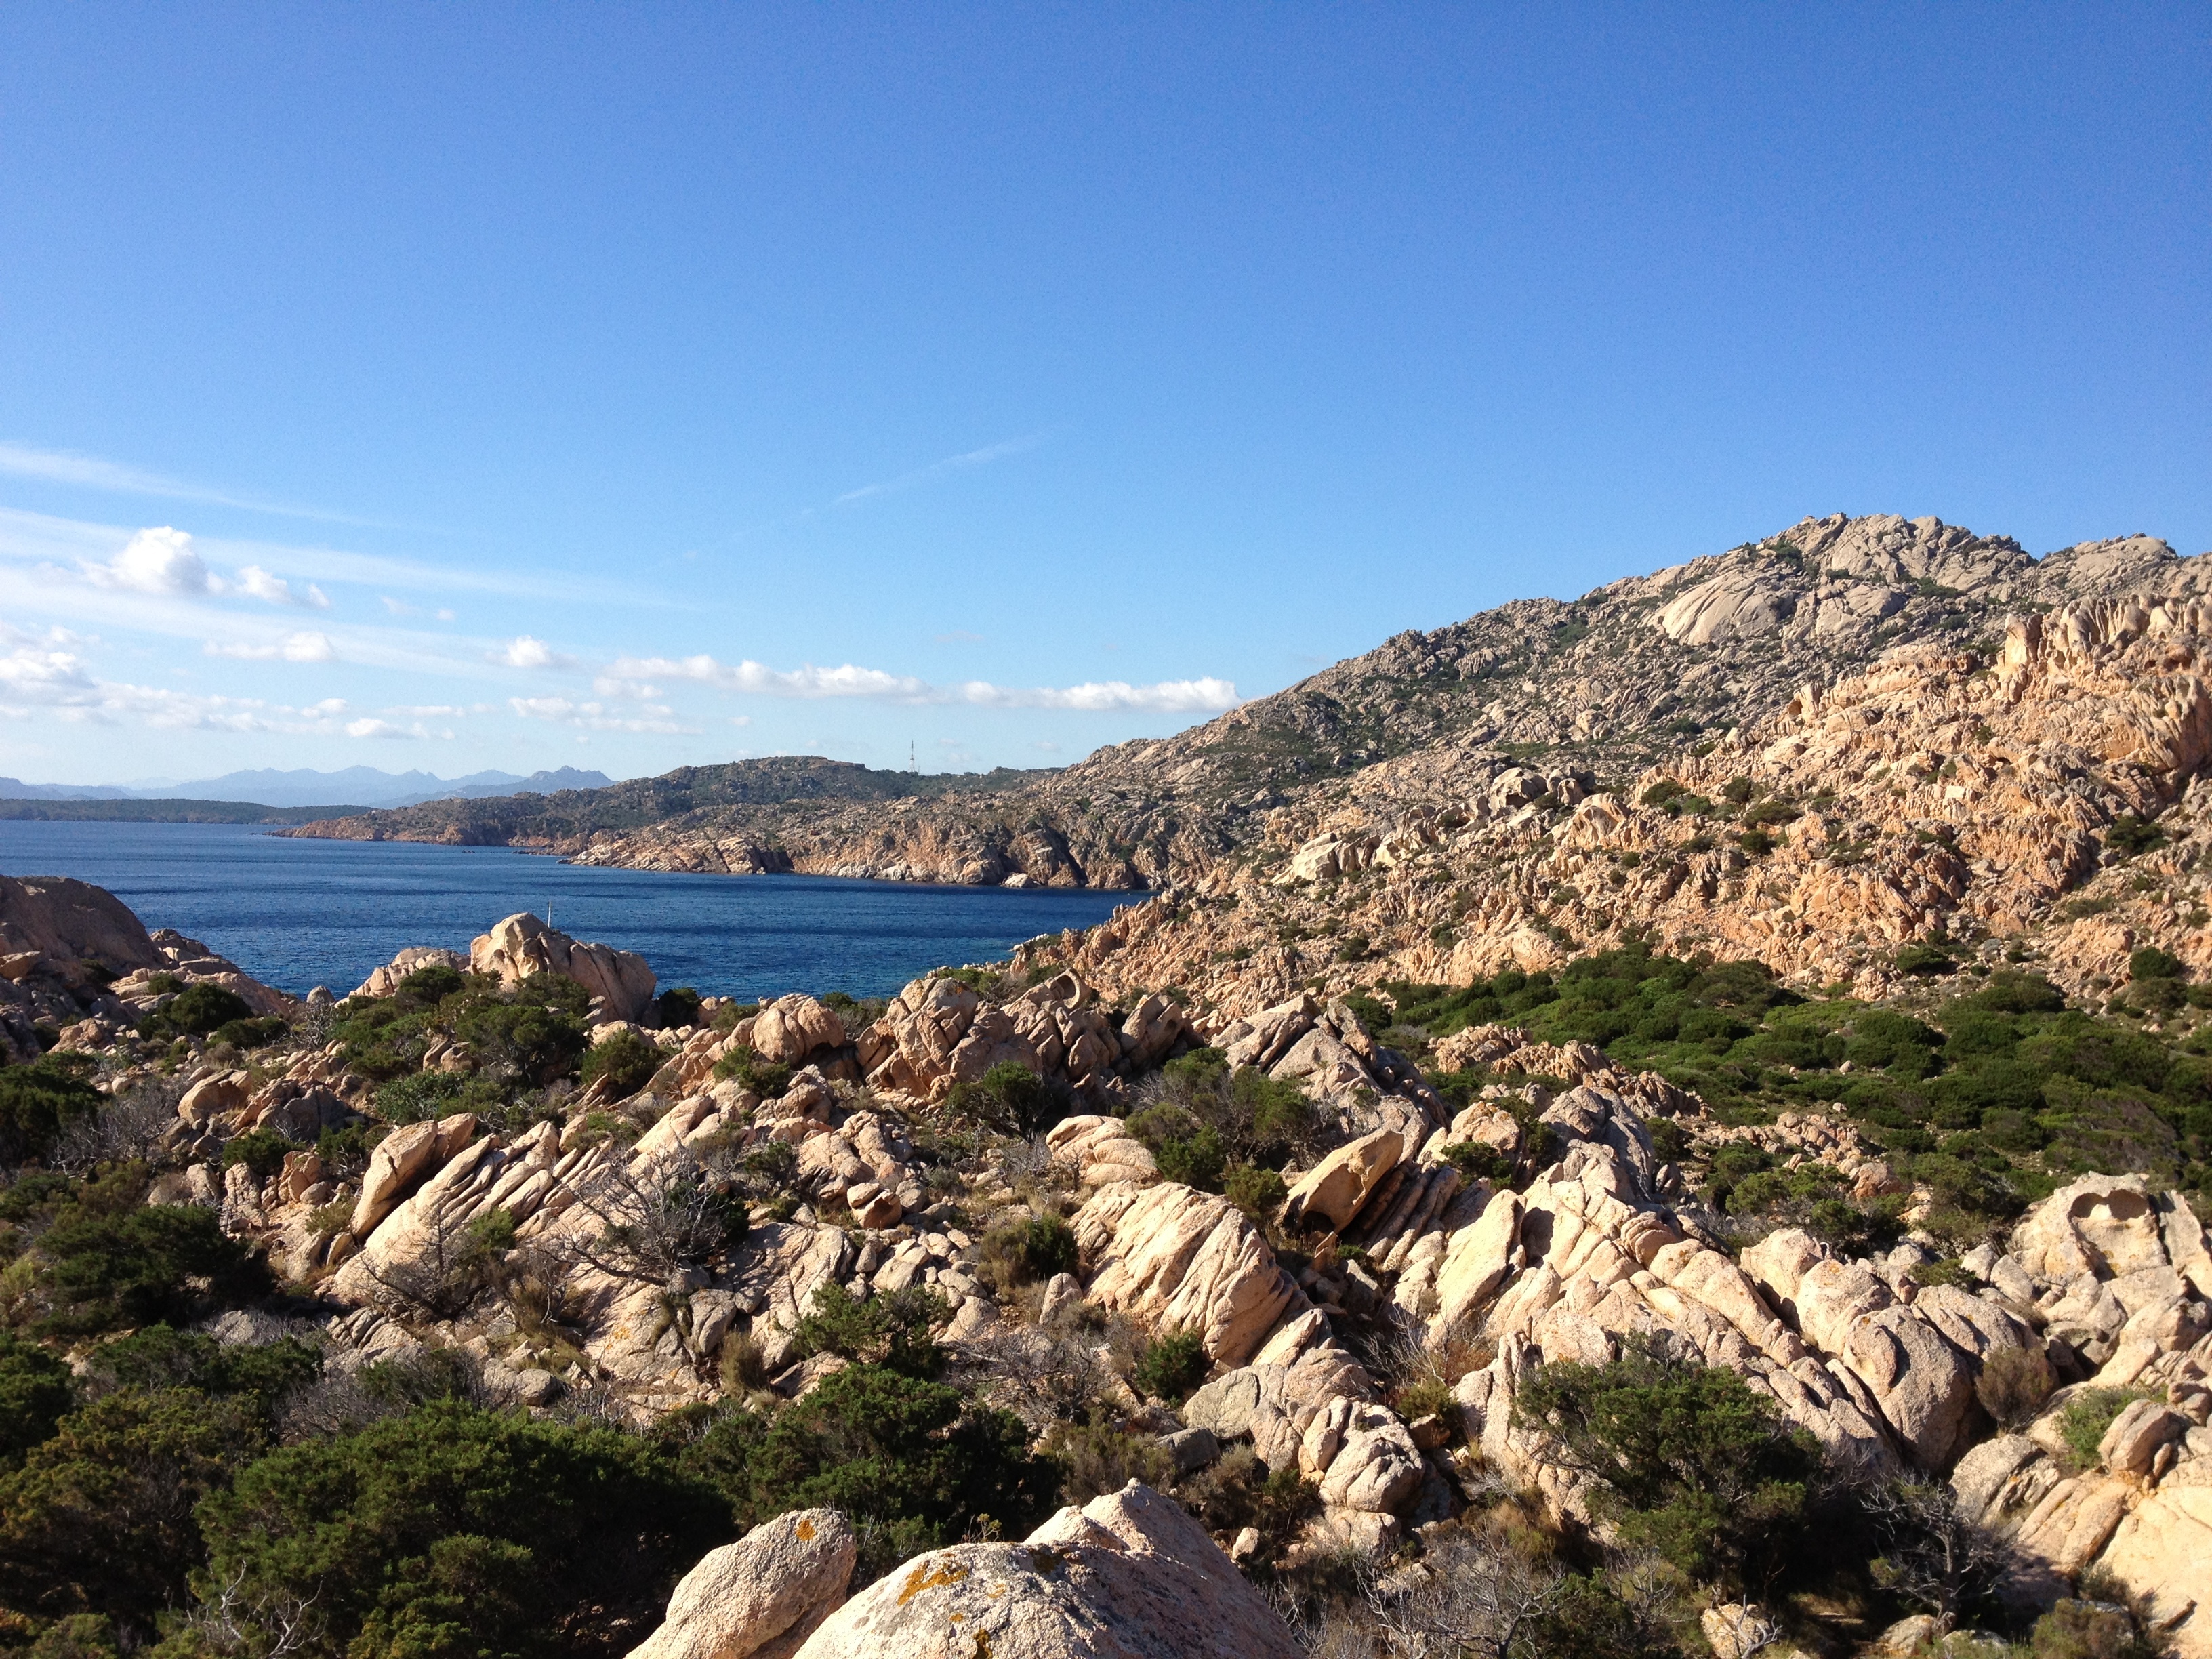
[281, 514, 2194, 884]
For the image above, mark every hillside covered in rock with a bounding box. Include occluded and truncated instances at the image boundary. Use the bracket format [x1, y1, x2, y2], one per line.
[1, 870, 2208, 1658]
[281, 514, 2211, 921]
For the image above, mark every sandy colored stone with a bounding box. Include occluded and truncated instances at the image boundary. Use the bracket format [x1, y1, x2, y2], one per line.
[630, 1508, 855, 1659]
[2096, 1486, 2212, 1659]
[1075, 1181, 1302, 1366]
[792, 1481, 1300, 1659]
[751, 996, 848, 1065]
[470, 911, 655, 1024]
[1280, 1128, 1403, 1234]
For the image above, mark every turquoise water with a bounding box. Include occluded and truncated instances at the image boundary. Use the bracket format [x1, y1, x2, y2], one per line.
[0, 821, 1138, 1000]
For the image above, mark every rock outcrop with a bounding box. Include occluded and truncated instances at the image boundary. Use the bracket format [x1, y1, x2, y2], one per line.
[791, 1481, 1301, 1659]
[470, 911, 656, 1024]
[1073, 1181, 1305, 1367]
[630, 1508, 855, 1659]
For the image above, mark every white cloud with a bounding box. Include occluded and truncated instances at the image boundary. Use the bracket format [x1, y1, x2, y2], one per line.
[0, 626, 356, 733]
[729, 714, 753, 728]
[0, 634, 105, 715]
[497, 635, 575, 670]
[510, 695, 696, 734]
[76, 526, 331, 615]
[204, 631, 338, 663]
[608, 653, 1240, 712]
[234, 565, 330, 609]
[89, 526, 213, 596]
[346, 718, 416, 739]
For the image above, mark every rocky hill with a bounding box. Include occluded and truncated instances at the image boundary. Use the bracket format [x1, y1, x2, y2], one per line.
[285, 520, 2212, 937]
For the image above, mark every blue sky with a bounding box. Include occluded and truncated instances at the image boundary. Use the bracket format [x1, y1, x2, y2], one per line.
[1, 5, 2206, 784]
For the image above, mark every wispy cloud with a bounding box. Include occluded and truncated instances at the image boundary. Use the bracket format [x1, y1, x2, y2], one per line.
[345, 717, 451, 740]
[0, 628, 371, 734]
[510, 695, 697, 734]
[204, 631, 338, 663]
[834, 434, 1043, 506]
[0, 440, 370, 525]
[608, 652, 1240, 712]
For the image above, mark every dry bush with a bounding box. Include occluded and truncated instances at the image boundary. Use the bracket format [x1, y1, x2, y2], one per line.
[1976, 1345, 2055, 1430]
[54, 1073, 182, 1170]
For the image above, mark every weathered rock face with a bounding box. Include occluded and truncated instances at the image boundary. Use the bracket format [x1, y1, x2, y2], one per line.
[2097, 1487, 2212, 1659]
[751, 995, 849, 1067]
[351, 945, 467, 1000]
[1046, 1115, 1160, 1187]
[792, 1482, 1302, 1659]
[1073, 1181, 1305, 1367]
[1438, 1085, 2047, 1486]
[1280, 1128, 1402, 1234]
[0, 874, 169, 979]
[470, 911, 656, 1024]
[630, 1509, 855, 1659]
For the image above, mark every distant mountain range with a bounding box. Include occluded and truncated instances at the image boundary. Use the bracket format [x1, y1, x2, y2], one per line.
[0, 766, 615, 810]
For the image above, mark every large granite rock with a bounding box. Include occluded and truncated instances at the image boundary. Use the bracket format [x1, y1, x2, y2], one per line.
[792, 1482, 1300, 1659]
[1074, 1180, 1304, 1367]
[630, 1508, 855, 1659]
[470, 912, 656, 1024]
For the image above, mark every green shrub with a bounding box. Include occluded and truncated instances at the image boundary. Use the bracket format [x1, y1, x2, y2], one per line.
[220, 1128, 303, 1181]
[680, 1364, 1057, 1581]
[193, 1398, 725, 1659]
[2057, 1387, 2155, 1473]
[372, 1069, 496, 1124]
[0, 1057, 103, 1164]
[712, 1044, 794, 1098]
[79, 1324, 321, 1431]
[2130, 947, 2186, 983]
[1141, 1051, 1317, 1174]
[210, 1014, 290, 1050]
[0, 1387, 264, 1637]
[581, 1028, 664, 1097]
[1440, 1140, 1514, 1184]
[654, 986, 705, 1029]
[1132, 1328, 1210, 1406]
[791, 1282, 949, 1378]
[1223, 1163, 1288, 1223]
[138, 983, 253, 1040]
[0, 1331, 73, 1469]
[10, 1169, 271, 1338]
[1514, 1340, 1823, 1595]
[982, 1214, 1078, 1288]
[1894, 944, 1957, 977]
[945, 1060, 1067, 1139]
[2106, 815, 2167, 858]
[1126, 1105, 1227, 1192]
[1045, 1418, 1174, 1504]
[457, 1000, 587, 1083]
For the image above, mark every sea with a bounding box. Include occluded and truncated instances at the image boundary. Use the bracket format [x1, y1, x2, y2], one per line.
[0, 821, 1140, 1001]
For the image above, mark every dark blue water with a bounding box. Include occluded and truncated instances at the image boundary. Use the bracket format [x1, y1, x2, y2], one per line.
[0, 821, 1140, 1000]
